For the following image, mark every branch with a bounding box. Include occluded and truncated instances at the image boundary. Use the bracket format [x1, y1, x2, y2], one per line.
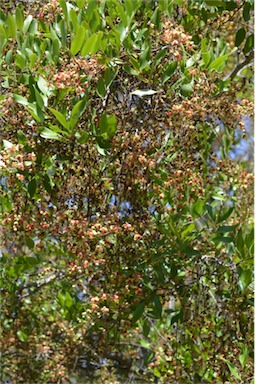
[224, 49, 254, 81]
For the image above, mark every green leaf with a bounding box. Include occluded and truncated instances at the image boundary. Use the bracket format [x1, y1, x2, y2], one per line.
[81, 31, 103, 56]
[5, 49, 13, 65]
[15, 54, 26, 69]
[76, 0, 86, 8]
[131, 89, 158, 97]
[57, 291, 65, 308]
[243, 34, 254, 55]
[217, 224, 238, 233]
[223, 359, 242, 381]
[238, 268, 253, 290]
[235, 28, 246, 47]
[28, 179, 36, 198]
[22, 15, 33, 34]
[217, 206, 234, 223]
[0, 196, 13, 212]
[132, 302, 145, 324]
[96, 77, 106, 98]
[15, 7, 24, 30]
[201, 38, 211, 67]
[17, 130, 27, 144]
[75, 130, 90, 144]
[205, 0, 225, 6]
[13, 94, 29, 106]
[243, 2, 251, 21]
[190, 199, 204, 217]
[17, 330, 28, 342]
[34, 88, 44, 109]
[40, 128, 63, 140]
[7, 13, 17, 38]
[209, 52, 233, 71]
[70, 26, 86, 56]
[49, 108, 70, 130]
[95, 143, 107, 156]
[26, 237, 34, 249]
[69, 99, 87, 129]
[153, 295, 162, 318]
[181, 83, 193, 96]
[37, 76, 50, 96]
[59, 19, 67, 48]
[29, 53, 37, 69]
[139, 45, 151, 71]
[213, 236, 233, 244]
[162, 61, 177, 84]
[239, 345, 249, 368]
[99, 113, 117, 139]
[65, 292, 74, 308]
[143, 319, 150, 337]
[43, 174, 52, 193]
[152, 48, 167, 70]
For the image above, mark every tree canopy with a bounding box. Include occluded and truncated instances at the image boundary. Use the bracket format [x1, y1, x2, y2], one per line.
[0, 1, 254, 383]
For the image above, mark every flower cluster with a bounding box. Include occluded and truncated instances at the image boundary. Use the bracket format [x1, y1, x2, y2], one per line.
[161, 20, 194, 60]
[38, 0, 61, 23]
[51, 57, 105, 94]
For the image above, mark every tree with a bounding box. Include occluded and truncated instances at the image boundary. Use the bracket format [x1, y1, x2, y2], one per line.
[0, 1, 253, 383]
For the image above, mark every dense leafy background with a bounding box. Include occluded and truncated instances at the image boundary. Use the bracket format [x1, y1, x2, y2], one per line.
[0, 1, 254, 383]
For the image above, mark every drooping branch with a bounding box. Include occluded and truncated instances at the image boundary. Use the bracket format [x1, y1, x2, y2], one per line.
[224, 49, 254, 81]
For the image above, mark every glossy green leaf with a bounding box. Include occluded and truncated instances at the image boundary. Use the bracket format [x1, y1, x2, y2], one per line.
[217, 206, 234, 223]
[59, 19, 67, 48]
[65, 292, 74, 308]
[224, 359, 242, 380]
[243, 2, 251, 21]
[213, 236, 233, 244]
[76, 0, 86, 8]
[26, 237, 34, 249]
[81, 31, 103, 56]
[49, 108, 70, 130]
[75, 130, 90, 144]
[5, 49, 13, 65]
[17, 330, 28, 342]
[15, 7, 24, 30]
[37, 76, 49, 96]
[96, 77, 106, 98]
[205, 0, 224, 6]
[181, 83, 193, 96]
[208, 52, 231, 71]
[29, 53, 37, 69]
[70, 99, 87, 129]
[162, 61, 177, 83]
[28, 179, 37, 198]
[217, 224, 238, 233]
[153, 295, 162, 318]
[40, 128, 63, 140]
[243, 34, 254, 55]
[239, 345, 249, 368]
[43, 174, 53, 193]
[17, 130, 27, 144]
[235, 28, 246, 47]
[70, 26, 86, 56]
[15, 53, 26, 69]
[13, 94, 29, 106]
[7, 13, 17, 38]
[132, 302, 145, 324]
[22, 15, 33, 34]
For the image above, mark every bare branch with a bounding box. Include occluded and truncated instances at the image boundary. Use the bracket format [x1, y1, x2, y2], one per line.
[224, 49, 254, 81]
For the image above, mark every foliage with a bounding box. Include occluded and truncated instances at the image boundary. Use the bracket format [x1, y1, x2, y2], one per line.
[0, 1, 254, 383]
